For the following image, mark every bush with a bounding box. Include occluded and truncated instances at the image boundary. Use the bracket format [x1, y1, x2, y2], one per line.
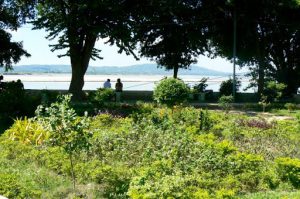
[153, 78, 190, 107]
[89, 88, 115, 106]
[0, 172, 41, 199]
[219, 95, 234, 113]
[263, 81, 286, 102]
[0, 81, 25, 121]
[36, 95, 92, 189]
[193, 78, 208, 93]
[284, 103, 297, 112]
[276, 157, 300, 188]
[0, 81, 41, 128]
[4, 117, 49, 145]
[219, 78, 241, 96]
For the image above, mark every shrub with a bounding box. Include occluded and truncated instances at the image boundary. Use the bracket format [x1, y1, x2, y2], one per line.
[0, 81, 41, 129]
[258, 95, 269, 112]
[0, 172, 41, 199]
[199, 110, 213, 131]
[219, 78, 241, 96]
[89, 88, 115, 106]
[263, 81, 286, 102]
[40, 90, 60, 105]
[4, 117, 49, 145]
[0, 81, 25, 121]
[193, 78, 208, 93]
[153, 78, 190, 107]
[276, 157, 300, 188]
[36, 95, 92, 190]
[219, 95, 234, 113]
[284, 103, 297, 112]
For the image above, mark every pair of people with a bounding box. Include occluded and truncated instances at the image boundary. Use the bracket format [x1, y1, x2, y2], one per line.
[103, 78, 123, 92]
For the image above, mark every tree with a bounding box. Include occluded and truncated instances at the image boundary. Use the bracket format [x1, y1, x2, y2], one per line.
[33, 0, 137, 100]
[208, 0, 300, 97]
[36, 95, 92, 190]
[134, 0, 209, 78]
[0, 0, 34, 70]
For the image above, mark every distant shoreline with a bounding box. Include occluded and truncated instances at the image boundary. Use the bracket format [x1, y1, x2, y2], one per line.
[1, 64, 232, 76]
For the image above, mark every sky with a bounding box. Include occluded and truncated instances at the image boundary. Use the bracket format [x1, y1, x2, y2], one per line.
[10, 26, 244, 73]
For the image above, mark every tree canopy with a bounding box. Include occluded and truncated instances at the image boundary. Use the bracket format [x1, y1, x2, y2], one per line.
[33, 0, 138, 100]
[133, 0, 210, 78]
[0, 0, 34, 70]
[208, 0, 300, 97]
[2, 0, 300, 99]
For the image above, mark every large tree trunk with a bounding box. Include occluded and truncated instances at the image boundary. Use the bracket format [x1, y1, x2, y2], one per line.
[68, 34, 97, 101]
[173, 66, 179, 79]
[69, 62, 86, 101]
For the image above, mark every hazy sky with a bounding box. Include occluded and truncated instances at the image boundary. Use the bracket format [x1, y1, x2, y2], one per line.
[10, 26, 243, 73]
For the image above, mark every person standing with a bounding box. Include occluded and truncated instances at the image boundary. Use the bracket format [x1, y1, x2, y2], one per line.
[115, 78, 123, 102]
[0, 75, 3, 91]
[103, 78, 111, 88]
[115, 78, 123, 92]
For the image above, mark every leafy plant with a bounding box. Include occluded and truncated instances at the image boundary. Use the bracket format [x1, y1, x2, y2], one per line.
[284, 103, 297, 113]
[219, 95, 234, 113]
[153, 78, 190, 107]
[199, 110, 213, 131]
[258, 94, 269, 112]
[89, 88, 115, 106]
[36, 95, 92, 190]
[193, 77, 208, 93]
[276, 157, 300, 188]
[0, 172, 41, 199]
[219, 78, 241, 96]
[5, 117, 49, 145]
[263, 81, 286, 103]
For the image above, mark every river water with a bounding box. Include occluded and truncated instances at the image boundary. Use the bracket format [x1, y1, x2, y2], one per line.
[3, 74, 253, 92]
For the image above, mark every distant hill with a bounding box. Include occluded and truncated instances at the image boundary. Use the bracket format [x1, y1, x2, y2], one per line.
[2, 64, 230, 76]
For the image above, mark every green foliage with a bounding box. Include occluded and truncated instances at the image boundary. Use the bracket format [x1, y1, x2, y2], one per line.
[0, 0, 33, 70]
[1, 103, 300, 197]
[284, 103, 297, 112]
[4, 117, 49, 145]
[240, 191, 300, 199]
[153, 78, 190, 107]
[0, 81, 34, 124]
[199, 110, 213, 131]
[263, 81, 286, 103]
[219, 95, 234, 113]
[276, 157, 300, 188]
[258, 95, 270, 112]
[219, 78, 241, 96]
[40, 90, 60, 105]
[36, 95, 92, 154]
[193, 77, 208, 93]
[0, 172, 41, 199]
[89, 88, 115, 107]
[36, 94, 92, 189]
[0, 139, 72, 198]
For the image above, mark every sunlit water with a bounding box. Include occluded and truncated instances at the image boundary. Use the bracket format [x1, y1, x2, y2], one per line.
[3, 74, 254, 92]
